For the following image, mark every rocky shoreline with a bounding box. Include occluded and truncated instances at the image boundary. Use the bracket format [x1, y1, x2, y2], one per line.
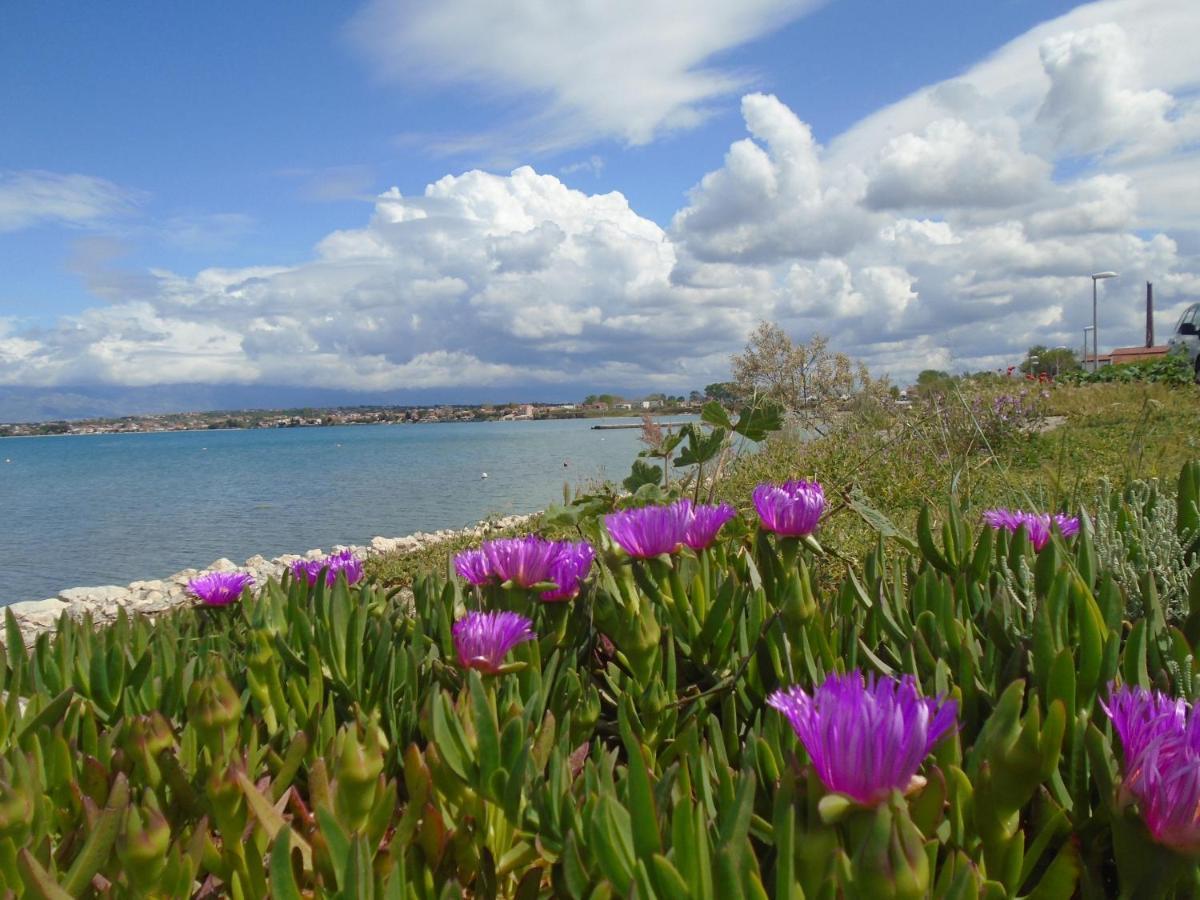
[2, 514, 534, 647]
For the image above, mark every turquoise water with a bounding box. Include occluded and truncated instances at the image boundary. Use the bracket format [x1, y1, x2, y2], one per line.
[1, 418, 679, 604]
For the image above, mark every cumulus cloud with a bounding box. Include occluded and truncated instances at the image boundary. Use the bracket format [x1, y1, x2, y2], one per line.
[865, 118, 1049, 210]
[345, 0, 826, 150]
[1034, 24, 1177, 160]
[5, 4, 1200, 395]
[1, 167, 763, 392]
[0, 170, 139, 233]
[672, 93, 873, 265]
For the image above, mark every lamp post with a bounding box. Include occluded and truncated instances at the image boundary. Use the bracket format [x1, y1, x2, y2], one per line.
[1091, 272, 1118, 372]
[1083, 326, 1094, 369]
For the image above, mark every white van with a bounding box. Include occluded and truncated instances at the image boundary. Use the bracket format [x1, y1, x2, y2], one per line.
[1167, 303, 1200, 378]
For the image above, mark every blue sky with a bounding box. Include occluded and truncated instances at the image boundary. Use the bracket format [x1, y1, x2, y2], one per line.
[1, 0, 1198, 416]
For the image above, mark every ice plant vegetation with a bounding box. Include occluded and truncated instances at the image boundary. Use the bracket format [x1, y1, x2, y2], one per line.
[452, 610, 535, 674]
[1102, 684, 1200, 855]
[10, 444, 1200, 894]
[604, 499, 690, 558]
[981, 508, 1080, 551]
[186, 571, 254, 606]
[290, 549, 364, 587]
[753, 480, 825, 537]
[767, 671, 957, 807]
[682, 500, 738, 550]
[541, 541, 596, 601]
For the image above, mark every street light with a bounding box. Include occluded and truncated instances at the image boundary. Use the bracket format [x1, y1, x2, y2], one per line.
[1091, 271, 1119, 372]
[1083, 326, 1094, 369]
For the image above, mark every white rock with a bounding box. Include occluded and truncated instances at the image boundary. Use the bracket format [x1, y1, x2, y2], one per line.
[59, 586, 130, 605]
[8, 598, 69, 627]
[209, 558, 238, 572]
[129, 579, 167, 593]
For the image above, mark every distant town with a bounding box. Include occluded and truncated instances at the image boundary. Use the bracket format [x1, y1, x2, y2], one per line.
[0, 392, 712, 438]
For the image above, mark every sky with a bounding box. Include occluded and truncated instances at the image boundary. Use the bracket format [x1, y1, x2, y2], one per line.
[1, 0, 1199, 418]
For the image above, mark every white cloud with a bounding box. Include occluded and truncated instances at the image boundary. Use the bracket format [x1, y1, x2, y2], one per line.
[865, 118, 1049, 210]
[0, 170, 139, 233]
[560, 156, 605, 178]
[1034, 24, 1177, 161]
[1, 167, 762, 391]
[5, 4, 1200, 393]
[345, 0, 826, 150]
[671, 93, 873, 264]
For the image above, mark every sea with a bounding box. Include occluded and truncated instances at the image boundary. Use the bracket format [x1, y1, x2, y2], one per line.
[0, 417, 687, 605]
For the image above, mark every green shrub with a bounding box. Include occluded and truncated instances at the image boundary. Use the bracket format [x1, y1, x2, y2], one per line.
[1059, 353, 1193, 386]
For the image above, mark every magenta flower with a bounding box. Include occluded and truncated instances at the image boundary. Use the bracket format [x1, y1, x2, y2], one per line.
[187, 571, 254, 606]
[452, 611, 536, 674]
[290, 549, 365, 587]
[605, 501, 690, 558]
[1102, 684, 1200, 855]
[753, 480, 825, 537]
[767, 671, 957, 807]
[484, 536, 564, 588]
[454, 548, 492, 586]
[982, 509, 1080, 551]
[541, 541, 596, 601]
[683, 501, 737, 550]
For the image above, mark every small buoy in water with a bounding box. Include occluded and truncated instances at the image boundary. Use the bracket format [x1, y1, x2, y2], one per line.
[481, 472, 488, 479]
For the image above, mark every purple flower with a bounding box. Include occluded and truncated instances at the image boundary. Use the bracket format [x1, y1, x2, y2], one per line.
[290, 549, 365, 587]
[683, 501, 737, 550]
[542, 541, 596, 602]
[452, 611, 536, 674]
[605, 501, 690, 558]
[454, 548, 492, 586]
[767, 671, 957, 807]
[328, 549, 365, 586]
[454, 536, 597, 598]
[982, 509, 1081, 551]
[1102, 684, 1200, 855]
[753, 480, 825, 537]
[187, 571, 254, 607]
[484, 536, 564, 588]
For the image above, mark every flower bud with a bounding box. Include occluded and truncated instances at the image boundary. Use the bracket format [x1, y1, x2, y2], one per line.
[118, 795, 171, 887]
[334, 720, 387, 833]
[0, 775, 34, 843]
[186, 660, 242, 757]
[206, 765, 247, 838]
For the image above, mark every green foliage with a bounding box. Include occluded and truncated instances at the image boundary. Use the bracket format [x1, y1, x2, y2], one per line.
[1059, 353, 1193, 385]
[1020, 345, 1080, 376]
[8, 390, 1200, 895]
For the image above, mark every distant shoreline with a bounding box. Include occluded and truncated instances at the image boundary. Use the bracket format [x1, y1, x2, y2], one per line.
[1, 406, 699, 439]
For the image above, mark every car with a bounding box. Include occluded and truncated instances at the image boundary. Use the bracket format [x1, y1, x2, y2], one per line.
[1167, 302, 1200, 379]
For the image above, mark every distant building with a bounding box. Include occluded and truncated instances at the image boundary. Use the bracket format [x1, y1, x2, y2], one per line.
[1084, 346, 1169, 367]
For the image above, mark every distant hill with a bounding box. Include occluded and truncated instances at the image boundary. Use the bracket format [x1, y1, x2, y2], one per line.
[0, 383, 652, 423]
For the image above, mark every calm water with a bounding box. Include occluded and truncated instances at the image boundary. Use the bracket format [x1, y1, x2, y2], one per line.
[0, 418, 677, 604]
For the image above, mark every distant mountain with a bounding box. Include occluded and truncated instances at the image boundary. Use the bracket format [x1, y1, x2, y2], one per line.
[0, 383, 632, 423]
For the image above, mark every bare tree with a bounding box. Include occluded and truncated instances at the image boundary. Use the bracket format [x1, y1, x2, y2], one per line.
[731, 322, 882, 422]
